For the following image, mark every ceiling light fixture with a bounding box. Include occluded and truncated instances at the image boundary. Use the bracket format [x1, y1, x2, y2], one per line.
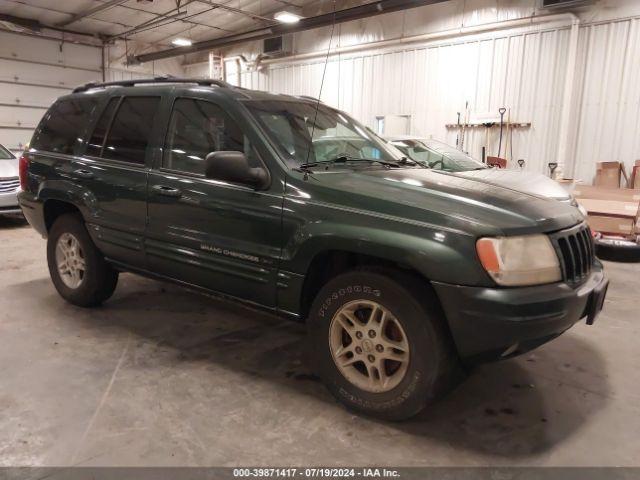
[274, 11, 302, 24]
[172, 38, 192, 46]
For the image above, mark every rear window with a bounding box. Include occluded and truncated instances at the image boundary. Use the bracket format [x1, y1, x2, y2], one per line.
[102, 97, 160, 164]
[31, 97, 98, 155]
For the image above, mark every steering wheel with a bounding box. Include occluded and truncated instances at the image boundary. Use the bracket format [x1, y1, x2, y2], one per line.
[429, 159, 445, 170]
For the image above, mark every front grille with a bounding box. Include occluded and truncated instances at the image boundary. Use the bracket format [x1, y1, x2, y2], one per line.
[0, 177, 20, 193]
[550, 223, 594, 285]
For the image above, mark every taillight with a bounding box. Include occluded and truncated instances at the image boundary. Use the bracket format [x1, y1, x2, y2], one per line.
[19, 154, 29, 190]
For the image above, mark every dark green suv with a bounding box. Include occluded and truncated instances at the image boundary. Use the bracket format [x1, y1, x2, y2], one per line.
[18, 78, 608, 420]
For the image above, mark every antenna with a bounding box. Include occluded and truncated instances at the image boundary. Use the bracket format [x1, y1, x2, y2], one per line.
[304, 0, 337, 166]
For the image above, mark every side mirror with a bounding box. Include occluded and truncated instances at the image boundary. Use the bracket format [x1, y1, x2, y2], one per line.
[204, 151, 269, 189]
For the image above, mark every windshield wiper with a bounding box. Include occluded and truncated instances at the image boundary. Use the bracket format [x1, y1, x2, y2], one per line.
[299, 155, 406, 169]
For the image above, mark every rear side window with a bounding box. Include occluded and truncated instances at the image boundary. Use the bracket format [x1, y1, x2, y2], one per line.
[103, 97, 160, 164]
[163, 98, 255, 175]
[85, 97, 120, 158]
[31, 97, 97, 155]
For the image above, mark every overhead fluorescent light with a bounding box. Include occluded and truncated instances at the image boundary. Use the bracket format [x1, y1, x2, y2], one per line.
[171, 38, 192, 47]
[274, 11, 302, 24]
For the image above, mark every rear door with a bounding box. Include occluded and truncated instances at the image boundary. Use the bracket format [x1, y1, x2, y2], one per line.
[75, 94, 162, 266]
[145, 95, 283, 308]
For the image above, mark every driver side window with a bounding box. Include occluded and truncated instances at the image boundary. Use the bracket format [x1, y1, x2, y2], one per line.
[163, 98, 256, 175]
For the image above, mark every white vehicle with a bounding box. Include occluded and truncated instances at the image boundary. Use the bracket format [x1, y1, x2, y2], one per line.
[0, 144, 21, 216]
[386, 137, 640, 259]
[386, 137, 572, 202]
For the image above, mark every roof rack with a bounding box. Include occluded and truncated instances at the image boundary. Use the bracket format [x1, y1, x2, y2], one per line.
[72, 76, 233, 93]
[298, 95, 323, 103]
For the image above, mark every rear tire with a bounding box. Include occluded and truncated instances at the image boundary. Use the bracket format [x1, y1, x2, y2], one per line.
[47, 213, 118, 307]
[307, 268, 457, 420]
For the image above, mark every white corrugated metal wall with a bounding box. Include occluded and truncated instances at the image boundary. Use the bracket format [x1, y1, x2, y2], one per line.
[214, 0, 640, 184]
[235, 26, 571, 176]
[0, 30, 103, 155]
[571, 17, 640, 184]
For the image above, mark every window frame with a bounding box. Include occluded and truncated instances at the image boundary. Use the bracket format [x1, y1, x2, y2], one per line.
[82, 94, 162, 168]
[159, 96, 269, 179]
[82, 95, 123, 161]
[102, 95, 162, 166]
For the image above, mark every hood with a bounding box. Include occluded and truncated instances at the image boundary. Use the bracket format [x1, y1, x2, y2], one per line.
[454, 169, 572, 201]
[305, 167, 583, 236]
[0, 157, 18, 179]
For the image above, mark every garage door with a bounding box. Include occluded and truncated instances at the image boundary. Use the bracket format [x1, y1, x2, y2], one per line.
[0, 30, 102, 155]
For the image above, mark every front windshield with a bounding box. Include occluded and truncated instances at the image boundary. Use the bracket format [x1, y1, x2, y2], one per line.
[245, 100, 406, 168]
[0, 144, 14, 160]
[390, 139, 486, 172]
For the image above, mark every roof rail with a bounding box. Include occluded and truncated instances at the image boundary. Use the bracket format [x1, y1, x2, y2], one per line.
[72, 76, 233, 93]
[298, 95, 322, 103]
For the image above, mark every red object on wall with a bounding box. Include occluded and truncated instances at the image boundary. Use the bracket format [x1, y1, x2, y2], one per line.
[486, 156, 507, 168]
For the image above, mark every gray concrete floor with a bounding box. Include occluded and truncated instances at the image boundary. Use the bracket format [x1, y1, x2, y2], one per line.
[0, 216, 639, 467]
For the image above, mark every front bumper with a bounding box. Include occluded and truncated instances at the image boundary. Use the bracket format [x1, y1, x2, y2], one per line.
[433, 265, 608, 363]
[0, 189, 21, 215]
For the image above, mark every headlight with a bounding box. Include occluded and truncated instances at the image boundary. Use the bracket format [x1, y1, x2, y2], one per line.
[476, 234, 561, 286]
[570, 196, 588, 218]
[577, 203, 588, 218]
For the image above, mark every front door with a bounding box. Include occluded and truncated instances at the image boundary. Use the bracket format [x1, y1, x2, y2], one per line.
[145, 96, 283, 308]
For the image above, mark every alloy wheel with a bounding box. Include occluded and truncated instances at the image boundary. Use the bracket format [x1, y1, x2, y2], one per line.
[55, 233, 86, 289]
[329, 300, 410, 393]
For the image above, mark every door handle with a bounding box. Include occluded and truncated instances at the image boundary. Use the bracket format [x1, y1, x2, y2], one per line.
[73, 168, 94, 179]
[152, 184, 182, 198]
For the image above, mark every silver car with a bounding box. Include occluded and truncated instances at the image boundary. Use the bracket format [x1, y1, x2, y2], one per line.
[0, 144, 21, 216]
[387, 137, 572, 202]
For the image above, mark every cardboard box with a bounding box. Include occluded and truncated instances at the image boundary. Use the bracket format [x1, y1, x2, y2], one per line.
[587, 215, 635, 235]
[579, 197, 639, 236]
[573, 185, 640, 202]
[632, 165, 640, 190]
[594, 161, 621, 188]
[578, 198, 639, 218]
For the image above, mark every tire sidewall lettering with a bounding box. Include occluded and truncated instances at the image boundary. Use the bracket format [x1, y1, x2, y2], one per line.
[336, 370, 422, 411]
[318, 285, 381, 318]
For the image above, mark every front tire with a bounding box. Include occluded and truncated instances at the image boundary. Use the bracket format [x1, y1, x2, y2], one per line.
[308, 269, 457, 421]
[47, 213, 118, 307]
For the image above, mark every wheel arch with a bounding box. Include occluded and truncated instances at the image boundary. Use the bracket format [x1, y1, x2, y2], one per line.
[43, 199, 83, 232]
[298, 249, 448, 330]
[38, 180, 96, 232]
[285, 225, 485, 316]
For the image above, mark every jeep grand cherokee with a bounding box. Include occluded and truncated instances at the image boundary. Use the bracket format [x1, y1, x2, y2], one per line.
[18, 78, 608, 420]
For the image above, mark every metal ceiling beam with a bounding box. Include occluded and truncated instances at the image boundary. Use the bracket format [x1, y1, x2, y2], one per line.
[116, 11, 190, 38]
[3, 0, 132, 30]
[135, 0, 450, 63]
[0, 12, 103, 41]
[110, 1, 221, 32]
[0, 13, 41, 31]
[56, 0, 130, 27]
[127, 7, 227, 45]
[110, 0, 233, 40]
[194, 0, 276, 23]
